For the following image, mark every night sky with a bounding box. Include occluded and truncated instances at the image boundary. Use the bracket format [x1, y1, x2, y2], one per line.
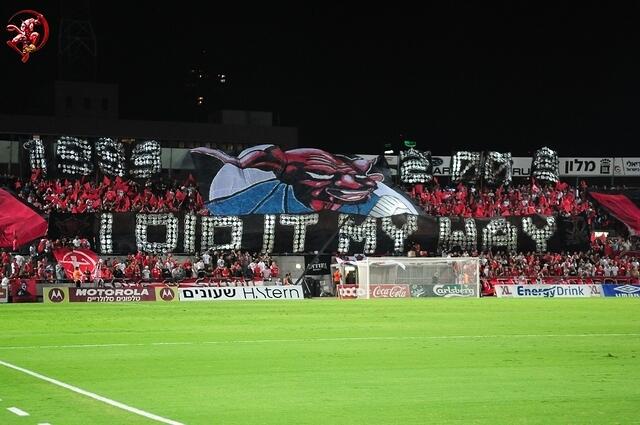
[2, 2, 640, 156]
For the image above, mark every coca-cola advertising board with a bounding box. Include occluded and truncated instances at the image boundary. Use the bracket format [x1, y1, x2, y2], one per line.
[369, 284, 410, 298]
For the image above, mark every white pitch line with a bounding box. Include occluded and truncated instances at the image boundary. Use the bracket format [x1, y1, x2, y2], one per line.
[0, 333, 638, 351]
[38, 423, 52, 425]
[7, 406, 29, 416]
[0, 360, 183, 425]
[0, 343, 149, 350]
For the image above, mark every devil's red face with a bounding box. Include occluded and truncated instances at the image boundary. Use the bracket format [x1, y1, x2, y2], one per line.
[200, 146, 385, 211]
[280, 149, 383, 209]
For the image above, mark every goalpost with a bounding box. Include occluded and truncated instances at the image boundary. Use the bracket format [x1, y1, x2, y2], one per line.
[347, 256, 480, 299]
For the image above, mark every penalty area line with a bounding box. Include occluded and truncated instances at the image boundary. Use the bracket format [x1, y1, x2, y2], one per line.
[0, 333, 639, 350]
[7, 406, 29, 416]
[0, 360, 184, 425]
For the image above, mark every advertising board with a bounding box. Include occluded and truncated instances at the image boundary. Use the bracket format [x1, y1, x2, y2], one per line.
[179, 285, 304, 301]
[601, 284, 640, 298]
[44, 286, 178, 303]
[495, 284, 600, 298]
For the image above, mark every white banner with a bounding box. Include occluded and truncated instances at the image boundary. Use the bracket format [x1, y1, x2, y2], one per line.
[432, 156, 531, 177]
[436, 157, 613, 177]
[359, 153, 626, 178]
[613, 158, 640, 176]
[495, 284, 602, 298]
[178, 285, 305, 301]
[511, 157, 532, 177]
[432, 156, 451, 176]
[559, 158, 613, 176]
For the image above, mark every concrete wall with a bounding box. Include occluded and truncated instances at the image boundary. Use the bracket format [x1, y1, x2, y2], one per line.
[221, 110, 273, 127]
[0, 141, 20, 164]
[271, 255, 306, 280]
[0, 114, 298, 150]
[54, 81, 119, 120]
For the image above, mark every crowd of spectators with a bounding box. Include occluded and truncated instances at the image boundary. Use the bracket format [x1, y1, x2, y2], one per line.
[6, 172, 609, 221]
[8, 232, 637, 283]
[0, 241, 284, 287]
[2, 172, 638, 294]
[5, 172, 622, 234]
[406, 180, 594, 218]
[2, 234, 639, 297]
[91, 249, 282, 285]
[14, 175, 205, 214]
[479, 251, 639, 282]
[440, 236, 640, 284]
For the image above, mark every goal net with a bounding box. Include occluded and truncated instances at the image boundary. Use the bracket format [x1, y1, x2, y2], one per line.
[343, 256, 480, 299]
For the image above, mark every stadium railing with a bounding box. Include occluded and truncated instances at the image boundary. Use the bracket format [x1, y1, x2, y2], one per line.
[32, 277, 287, 287]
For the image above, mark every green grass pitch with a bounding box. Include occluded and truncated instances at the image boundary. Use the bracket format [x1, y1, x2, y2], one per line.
[0, 298, 638, 424]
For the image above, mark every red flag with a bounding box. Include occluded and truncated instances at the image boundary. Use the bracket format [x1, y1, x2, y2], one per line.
[531, 182, 540, 193]
[74, 202, 87, 214]
[0, 189, 48, 249]
[69, 187, 78, 202]
[53, 248, 99, 279]
[30, 168, 41, 182]
[102, 175, 111, 186]
[114, 176, 128, 192]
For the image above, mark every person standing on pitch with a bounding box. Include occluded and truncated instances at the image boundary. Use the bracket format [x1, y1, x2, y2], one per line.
[72, 266, 83, 288]
[333, 267, 342, 291]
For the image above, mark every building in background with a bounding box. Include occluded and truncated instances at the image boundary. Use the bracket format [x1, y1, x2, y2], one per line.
[0, 79, 298, 178]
